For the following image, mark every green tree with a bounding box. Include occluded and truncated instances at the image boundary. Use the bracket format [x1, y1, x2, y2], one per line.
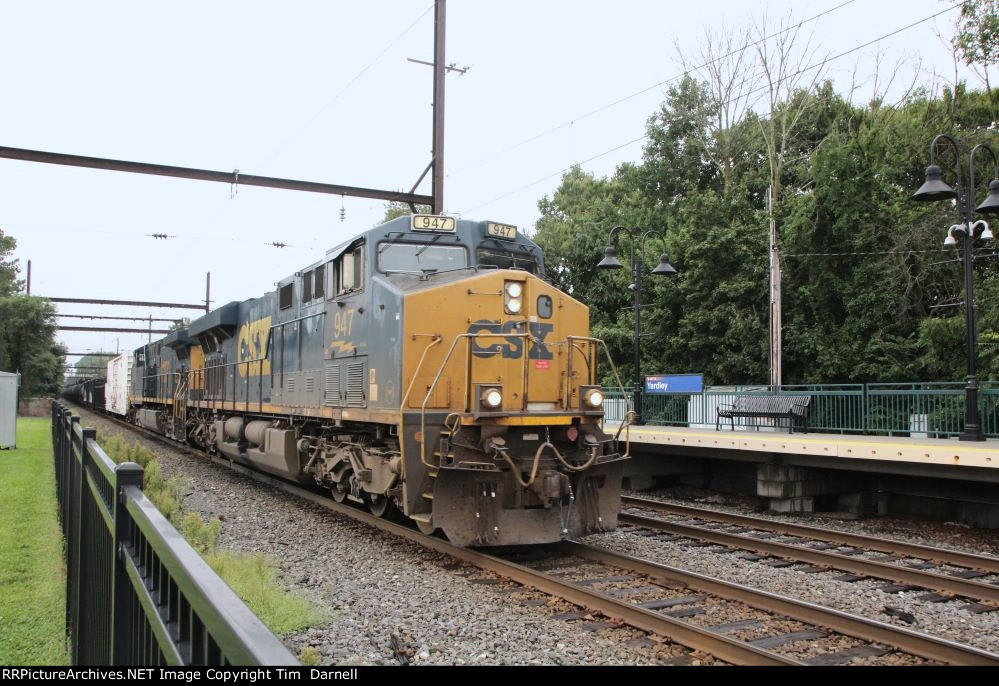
[73, 352, 115, 379]
[0, 296, 66, 397]
[953, 0, 999, 106]
[0, 228, 22, 296]
[0, 228, 67, 396]
[380, 200, 430, 224]
[536, 70, 999, 388]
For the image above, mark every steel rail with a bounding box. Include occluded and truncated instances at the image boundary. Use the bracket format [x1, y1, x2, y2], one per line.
[556, 542, 999, 665]
[170, 450, 796, 665]
[618, 512, 999, 604]
[622, 496, 999, 574]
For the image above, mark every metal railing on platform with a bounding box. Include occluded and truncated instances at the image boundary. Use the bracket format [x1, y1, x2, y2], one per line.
[602, 382, 999, 438]
[51, 402, 297, 666]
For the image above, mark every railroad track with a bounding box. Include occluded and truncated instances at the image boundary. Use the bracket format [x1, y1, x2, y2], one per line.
[619, 496, 999, 606]
[73, 406, 999, 666]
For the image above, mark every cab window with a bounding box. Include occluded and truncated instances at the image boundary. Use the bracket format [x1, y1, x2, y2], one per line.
[325, 242, 365, 298]
[477, 247, 539, 274]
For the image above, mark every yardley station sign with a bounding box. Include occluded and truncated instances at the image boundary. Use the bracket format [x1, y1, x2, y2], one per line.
[644, 374, 704, 394]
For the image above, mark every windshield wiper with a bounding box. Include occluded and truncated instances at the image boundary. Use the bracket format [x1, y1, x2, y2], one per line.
[414, 234, 442, 257]
[381, 268, 440, 281]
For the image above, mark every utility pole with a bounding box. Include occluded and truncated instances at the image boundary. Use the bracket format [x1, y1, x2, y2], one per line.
[431, 0, 446, 214]
[408, 0, 465, 214]
[768, 185, 783, 388]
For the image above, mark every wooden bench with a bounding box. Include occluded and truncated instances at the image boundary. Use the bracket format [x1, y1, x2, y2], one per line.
[715, 395, 811, 433]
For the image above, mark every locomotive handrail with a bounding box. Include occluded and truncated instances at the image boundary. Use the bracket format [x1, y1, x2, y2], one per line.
[418, 331, 530, 469]
[564, 337, 598, 407]
[566, 335, 633, 457]
[418, 332, 469, 468]
[185, 356, 268, 413]
[399, 335, 443, 469]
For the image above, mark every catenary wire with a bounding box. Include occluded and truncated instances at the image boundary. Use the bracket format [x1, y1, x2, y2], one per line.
[459, 2, 962, 216]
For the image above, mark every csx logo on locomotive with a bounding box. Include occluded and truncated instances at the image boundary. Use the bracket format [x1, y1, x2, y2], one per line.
[467, 320, 554, 360]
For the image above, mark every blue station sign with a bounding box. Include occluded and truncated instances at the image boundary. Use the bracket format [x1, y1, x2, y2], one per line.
[644, 374, 704, 394]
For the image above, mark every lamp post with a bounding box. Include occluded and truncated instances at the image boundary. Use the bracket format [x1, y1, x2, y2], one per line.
[596, 226, 678, 425]
[912, 135, 999, 441]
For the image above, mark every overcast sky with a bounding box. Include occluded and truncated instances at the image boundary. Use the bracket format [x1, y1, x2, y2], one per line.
[0, 0, 976, 364]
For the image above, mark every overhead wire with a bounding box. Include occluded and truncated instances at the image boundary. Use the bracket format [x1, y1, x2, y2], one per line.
[3, 221, 307, 249]
[458, 2, 963, 216]
[448, 0, 860, 177]
[147, 5, 434, 294]
[256, 4, 434, 172]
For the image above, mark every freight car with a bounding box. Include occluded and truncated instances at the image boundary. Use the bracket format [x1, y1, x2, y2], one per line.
[105, 215, 629, 546]
[64, 376, 106, 411]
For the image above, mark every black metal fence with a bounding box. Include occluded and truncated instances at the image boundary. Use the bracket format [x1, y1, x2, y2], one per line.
[51, 401, 297, 666]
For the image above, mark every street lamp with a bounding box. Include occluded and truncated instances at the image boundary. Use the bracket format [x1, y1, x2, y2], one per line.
[912, 135, 999, 441]
[596, 226, 678, 425]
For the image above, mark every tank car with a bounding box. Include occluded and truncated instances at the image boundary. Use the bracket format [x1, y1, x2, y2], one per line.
[112, 215, 629, 546]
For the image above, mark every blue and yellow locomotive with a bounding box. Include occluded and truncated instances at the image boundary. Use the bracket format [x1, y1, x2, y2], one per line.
[113, 215, 628, 546]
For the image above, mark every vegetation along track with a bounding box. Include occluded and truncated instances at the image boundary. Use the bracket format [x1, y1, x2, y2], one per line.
[620, 496, 999, 606]
[79, 407, 999, 665]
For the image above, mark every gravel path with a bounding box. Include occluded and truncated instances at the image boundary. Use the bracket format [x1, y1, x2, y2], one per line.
[73, 408, 999, 663]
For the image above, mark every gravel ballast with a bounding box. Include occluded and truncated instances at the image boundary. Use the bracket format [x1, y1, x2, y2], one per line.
[597, 487, 999, 653]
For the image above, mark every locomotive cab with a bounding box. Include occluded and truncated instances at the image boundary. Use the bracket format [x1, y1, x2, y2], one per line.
[370, 216, 627, 545]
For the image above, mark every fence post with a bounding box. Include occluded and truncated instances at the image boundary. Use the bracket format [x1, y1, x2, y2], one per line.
[67, 414, 82, 664]
[52, 403, 62, 523]
[862, 384, 869, 434]
[111, 461, 143, 665]
[78, 427, 102, 664]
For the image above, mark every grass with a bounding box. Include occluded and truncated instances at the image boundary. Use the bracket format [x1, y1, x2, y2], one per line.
[205, 550, 323, 635]
[0, 418, 70, 665]
[99, 433, 324, 637]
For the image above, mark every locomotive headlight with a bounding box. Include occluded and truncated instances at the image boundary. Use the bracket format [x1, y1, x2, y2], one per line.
[504, 280, 524, 314]
[480, 387, 503, 409]
[584, 388, 604, 408]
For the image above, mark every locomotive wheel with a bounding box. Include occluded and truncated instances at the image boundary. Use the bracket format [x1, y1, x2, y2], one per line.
[365, 492, 395, 518]
[414, 517, 437, 536]
[331, 471, 351, 504]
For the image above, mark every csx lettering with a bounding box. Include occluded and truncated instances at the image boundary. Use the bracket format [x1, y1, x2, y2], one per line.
[237, 316, 272, 377]
[467, 320, 553, 360]
[528, 322, 554, 360]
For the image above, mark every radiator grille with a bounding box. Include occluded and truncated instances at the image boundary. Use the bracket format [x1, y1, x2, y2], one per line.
[345, 361, 366, 407]
[323, 364, 342, 406]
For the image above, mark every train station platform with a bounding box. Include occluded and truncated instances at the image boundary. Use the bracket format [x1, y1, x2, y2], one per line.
[606, 423, 999, 527]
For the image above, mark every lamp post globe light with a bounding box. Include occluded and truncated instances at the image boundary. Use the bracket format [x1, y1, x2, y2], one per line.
[596, 226, 678, 425]
[912, 135, 999, 441]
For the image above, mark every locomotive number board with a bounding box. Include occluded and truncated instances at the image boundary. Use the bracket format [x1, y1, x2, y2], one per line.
[487, 222, 518, 240]
[411, 215, 456, 232]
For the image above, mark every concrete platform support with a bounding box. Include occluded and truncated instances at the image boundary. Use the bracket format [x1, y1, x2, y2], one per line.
[756, 464, 862, 514]
[623, 454, 701, 491]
